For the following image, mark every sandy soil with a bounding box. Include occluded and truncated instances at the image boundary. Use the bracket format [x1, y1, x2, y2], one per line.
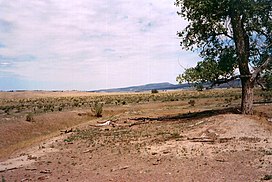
[1, 111, 272, 181]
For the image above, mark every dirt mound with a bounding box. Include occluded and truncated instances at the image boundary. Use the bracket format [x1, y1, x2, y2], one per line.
[1, 114, 272, 181]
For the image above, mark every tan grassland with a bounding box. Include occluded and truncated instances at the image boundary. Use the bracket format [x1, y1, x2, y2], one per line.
[0, 88, 271, 181]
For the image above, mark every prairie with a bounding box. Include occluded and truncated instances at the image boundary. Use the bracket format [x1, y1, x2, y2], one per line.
[0, 88, 271, 181]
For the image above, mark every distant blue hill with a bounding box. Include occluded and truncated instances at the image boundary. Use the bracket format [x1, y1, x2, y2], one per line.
[93, 80, 241, 93]
[93, 82, 190, 92]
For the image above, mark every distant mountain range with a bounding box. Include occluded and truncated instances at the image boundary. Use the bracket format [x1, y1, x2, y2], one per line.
[93, 80, 241, 92]
[93, 82, 190, 92]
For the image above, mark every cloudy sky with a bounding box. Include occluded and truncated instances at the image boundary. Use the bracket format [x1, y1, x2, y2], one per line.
[0, 0, 199, 91]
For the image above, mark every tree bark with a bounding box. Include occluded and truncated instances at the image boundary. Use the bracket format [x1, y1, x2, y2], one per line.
[240, 77, 254, 114]
[230, 4, 254, 114]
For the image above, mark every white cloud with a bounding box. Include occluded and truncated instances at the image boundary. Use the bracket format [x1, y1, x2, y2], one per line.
[0, 62, 11, 65]
[0, 0, 199, 90]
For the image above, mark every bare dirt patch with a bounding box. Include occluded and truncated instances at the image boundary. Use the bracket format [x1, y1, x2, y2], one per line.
[0, 90, 272, 181]
[1, 110, 272, 181]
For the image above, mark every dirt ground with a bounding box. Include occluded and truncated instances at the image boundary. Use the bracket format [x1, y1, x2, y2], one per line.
[1, 102, 272, 181]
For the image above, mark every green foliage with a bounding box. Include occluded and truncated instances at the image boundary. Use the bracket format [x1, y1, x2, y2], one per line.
[175, 0, 271, 113]
[91, 101, 103, 117]
[262, 174, 272, 180]
[177, 57, 237, 88]
[175, 0, 271, 81]
[175, 0, 271, 57]
[195, 83, 204, 91]
[177, 59, 219, 84]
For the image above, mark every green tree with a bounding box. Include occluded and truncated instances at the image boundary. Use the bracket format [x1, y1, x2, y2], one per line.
[175, 0, 272, 114]
[177, 53, 239, 88]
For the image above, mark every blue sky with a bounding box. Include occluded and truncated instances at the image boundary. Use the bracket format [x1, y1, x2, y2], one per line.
[0, 0, 199, 91]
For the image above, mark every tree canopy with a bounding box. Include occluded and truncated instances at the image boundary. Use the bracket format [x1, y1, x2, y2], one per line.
[177, 49, 238, 88]
[175, 0, 272, 114]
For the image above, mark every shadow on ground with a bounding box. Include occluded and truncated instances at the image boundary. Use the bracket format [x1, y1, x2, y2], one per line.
[130, 107, 241, 122]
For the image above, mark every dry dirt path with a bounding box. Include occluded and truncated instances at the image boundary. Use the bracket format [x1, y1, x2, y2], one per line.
[1, 114, 272, 182]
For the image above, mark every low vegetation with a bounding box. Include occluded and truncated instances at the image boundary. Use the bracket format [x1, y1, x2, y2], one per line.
[25, 113, 34, 122]
[91, 101, 103, 117]
[0, 89, 271, 120]
[151, 89, 159, 94]
[1, 88, 272, 181]
[188, 100, 196, 107]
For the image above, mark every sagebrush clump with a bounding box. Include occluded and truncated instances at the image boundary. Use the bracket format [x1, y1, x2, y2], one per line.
[188, 100, 196, 107]
[26, 113, 34, 122]
[151, 89, 159, 94]
[91, 102, 103, 117]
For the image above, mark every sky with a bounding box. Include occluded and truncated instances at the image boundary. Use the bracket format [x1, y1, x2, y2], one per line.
[0, 0, 200, 91]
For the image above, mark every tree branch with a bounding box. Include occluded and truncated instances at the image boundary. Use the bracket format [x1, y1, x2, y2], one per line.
[251, 56, 272, 82]
[249, 28, 269, 38]
[211, 32, 233, 40]
[256, 78, 267, 91]
[209, 75, 240, 88]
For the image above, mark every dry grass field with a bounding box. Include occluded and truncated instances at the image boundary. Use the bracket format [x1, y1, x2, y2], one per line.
[0, 88, 272, 181]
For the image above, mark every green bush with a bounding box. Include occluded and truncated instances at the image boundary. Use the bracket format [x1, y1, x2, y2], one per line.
[91, 102, 103, 117]
[195, 84, 204, 91]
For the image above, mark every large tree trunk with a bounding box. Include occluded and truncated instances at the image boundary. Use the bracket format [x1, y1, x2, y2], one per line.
[240, 78, 254, 114]
[230, 6, 253, 114]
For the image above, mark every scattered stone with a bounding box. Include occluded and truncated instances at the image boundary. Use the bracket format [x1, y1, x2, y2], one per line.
[37, 175, 49, 180]
[111, 166, 129, 172]
[27, 155, 37, 160]
[40, 169, 51, 174]
[21, 178, 31, 181]
[215, 159, 226, 162]
[153, 159, 161, 165]
[163, 151, 170, 154]
[83, 149, 93, 153]
[25, 167, 37, 171]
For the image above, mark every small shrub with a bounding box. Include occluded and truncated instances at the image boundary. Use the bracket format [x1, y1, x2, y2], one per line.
[195, 84, 204, 91]
[225, 98, 233, 104]
[188, 100, 196, 107]
[64, 137, 74, 143]
[3, 106, 11, 114]
[2, 175, 6, 182]
[234, 95, 239, 100]
[26, 113, 34, 122]
[151, 89, 159, 94]
[91, 102, 103, 117]
[262, 174, 272, 180]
